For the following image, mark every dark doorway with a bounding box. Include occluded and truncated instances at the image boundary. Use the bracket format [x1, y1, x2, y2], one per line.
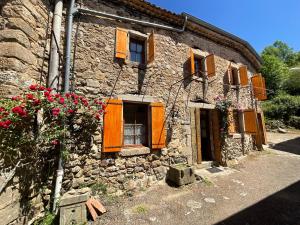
[200, 110, 213, 161]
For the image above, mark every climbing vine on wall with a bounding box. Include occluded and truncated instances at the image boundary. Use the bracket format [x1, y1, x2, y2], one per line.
[0, 84, 105, 166]
[214, 95, 232, 137]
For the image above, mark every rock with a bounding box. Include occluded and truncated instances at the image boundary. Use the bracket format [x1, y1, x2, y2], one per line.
[100, 159, 109, 167]
[151, 160, 162, 168]
[186, 200, 202, 209]
[78, 187, 91, 194]
[124, 180, 136, 191]
[106, 166, 119, 172]
[0, 42, 36, 65]
[278, 128, 287, 133]
[134, 166, 144, 173]
[204, 198, 215, 203]
[75, 170, 83, 178]
[71, 166, 81, 173]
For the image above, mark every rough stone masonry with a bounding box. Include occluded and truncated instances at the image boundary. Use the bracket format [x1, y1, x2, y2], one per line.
[0, 0, 264, 224]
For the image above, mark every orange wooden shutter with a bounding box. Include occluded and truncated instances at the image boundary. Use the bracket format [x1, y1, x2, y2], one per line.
[244, 110, 257, 134]
[252, 73, 268, 100]
[261, 77, 267, 100]
[115, 28, 128, 59]
[206, 54, 216, 77]
[148, 31, 155, 63]
[102, 99, 123, 152]
[190, 48, 195, 76]
[227, 109, 236, 134]
[151, 102, 166, 149]
[239, 65, 248, 86]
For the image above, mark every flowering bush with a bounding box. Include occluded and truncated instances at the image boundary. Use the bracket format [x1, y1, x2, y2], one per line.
[214, 95, 232, 136]
[0, 84, 105, 163]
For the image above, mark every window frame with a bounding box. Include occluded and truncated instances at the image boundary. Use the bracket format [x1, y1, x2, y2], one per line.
[230, 67, 240, 87]
[122, 102, 149, 148]
[128, 31, 147, 65]
[194, 55, 206, 78]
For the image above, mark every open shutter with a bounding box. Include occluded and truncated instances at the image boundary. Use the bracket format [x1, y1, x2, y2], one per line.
[243, 110, 257, 134]
[206, 54, 216, 77]
[239, 65, 248, 86]
[103, 99, 123, 152]
[148, 31, 155, 63]
[151, 102, 166, 149]
[190, 48, 195, 76]
[115, 28, 128, 59]
[227, 109, 236, 134]
[252, 73, 267, 100]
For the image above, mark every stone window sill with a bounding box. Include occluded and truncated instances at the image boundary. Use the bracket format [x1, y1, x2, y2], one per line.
[119, 146, 150, 157]
[229, 133, 242, 139]
[192, 76, 204, 82]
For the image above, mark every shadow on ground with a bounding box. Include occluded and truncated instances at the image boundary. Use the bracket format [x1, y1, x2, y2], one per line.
[214, 180, 300, 225]
[269, 137, 300, 155]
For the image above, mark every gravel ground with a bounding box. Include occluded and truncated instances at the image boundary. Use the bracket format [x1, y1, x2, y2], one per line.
[95, 131, 300, 225]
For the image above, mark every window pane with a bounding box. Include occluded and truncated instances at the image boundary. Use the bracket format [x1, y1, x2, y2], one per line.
[130, 52, 136, 62]
[130, 42, 136, 51]
[124, 124, 135, 135]
[136, 43, 143, 53]
[136, 53, 142, 64]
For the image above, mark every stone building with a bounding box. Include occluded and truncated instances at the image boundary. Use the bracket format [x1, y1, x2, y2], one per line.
[0, 0, 268, 223]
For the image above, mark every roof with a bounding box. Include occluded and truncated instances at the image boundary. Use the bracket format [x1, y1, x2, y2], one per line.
[119, 0, 262, 70]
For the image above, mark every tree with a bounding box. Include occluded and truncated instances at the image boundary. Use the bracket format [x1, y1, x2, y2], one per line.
[261, 40, 299, 67]
[260, 54, 290, 97]
[283, 67, 300, 95]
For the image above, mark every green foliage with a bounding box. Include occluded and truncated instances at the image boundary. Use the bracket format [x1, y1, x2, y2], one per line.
[260, 54, 290, 97]
[90, 182, 108, 195]
[288, 116, 300, 129]
[34, 212, 57, 225]
[214, 95, 233, 135]
[134, 204, 148, 214]
[283, 68, 300, 95]
[262, 94, 300, 122]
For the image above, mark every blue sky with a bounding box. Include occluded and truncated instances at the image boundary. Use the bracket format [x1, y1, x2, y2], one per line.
[147, 0, 300, 54]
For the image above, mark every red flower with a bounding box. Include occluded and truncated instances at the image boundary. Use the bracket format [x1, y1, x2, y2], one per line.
[12, 106, 27, 117]
[0, 107, 5, 113]
[51, 140, 59, 145]
[0, 120, 12, 128]
[39, 86, 46, 91]
[12, 96, 21, 101]
[67, 109, 74, 114]
[47, 96, 54, 102]
[95, 113, 101, 121]
[44, 91, 51, 97]
[65, 93, 71, 98]
[29, 84, 38, 91]
[26, 94, 34, 100]
[102, 104, 106, 110]
[98, 109, 104, 114]
[33, 99, 41, 106]
[52, 108, 60, 116]
[74, 99, 79, 105]
[58, 97, 65, 104]
[46, 88, 53, 92]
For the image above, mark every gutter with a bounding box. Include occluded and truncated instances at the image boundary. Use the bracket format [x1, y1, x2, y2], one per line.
[183, 13, 262, 66]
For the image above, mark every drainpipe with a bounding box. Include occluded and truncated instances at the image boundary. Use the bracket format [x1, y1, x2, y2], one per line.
[52, 0, 77, 213]
[48, 0, 63, 90]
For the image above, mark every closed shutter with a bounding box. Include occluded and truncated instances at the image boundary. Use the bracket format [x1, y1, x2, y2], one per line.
[206, 54, 216, 77]
[148, 31, 155, 63]
[212, 109, 222, 163]
[115, 28, 128, 59]
[190, 48, 195, 76]
[239, 65, 248, 86]
[227, 109, 236, 134]
[103, 99, 123, 152]
[243, 110, 257, 134]
[151, 102, 166, 149]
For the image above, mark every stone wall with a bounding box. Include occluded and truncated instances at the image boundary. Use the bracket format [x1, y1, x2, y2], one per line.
[0, 0, 52, 224]
[0, 0, 51, 97]
[60, 0, 257, 194]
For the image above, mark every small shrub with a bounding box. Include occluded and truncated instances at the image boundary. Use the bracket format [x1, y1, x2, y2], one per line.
[34, 212, 57, 225]
[90, 182, 107, 195]
[134, 204, 148, 214]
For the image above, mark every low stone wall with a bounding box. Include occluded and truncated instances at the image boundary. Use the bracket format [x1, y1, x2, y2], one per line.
[62, 146, 187, 196]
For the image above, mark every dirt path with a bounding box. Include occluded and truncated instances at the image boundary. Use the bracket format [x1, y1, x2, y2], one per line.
[97, 131, 300, 225]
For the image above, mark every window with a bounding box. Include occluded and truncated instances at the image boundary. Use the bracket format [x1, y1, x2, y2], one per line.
[194, 57, 205, 77]
[129, 38, 145, 64]
[230, 67, 240, 86]
[123, 103, 148, 146]
[228, 109, 241, 134]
